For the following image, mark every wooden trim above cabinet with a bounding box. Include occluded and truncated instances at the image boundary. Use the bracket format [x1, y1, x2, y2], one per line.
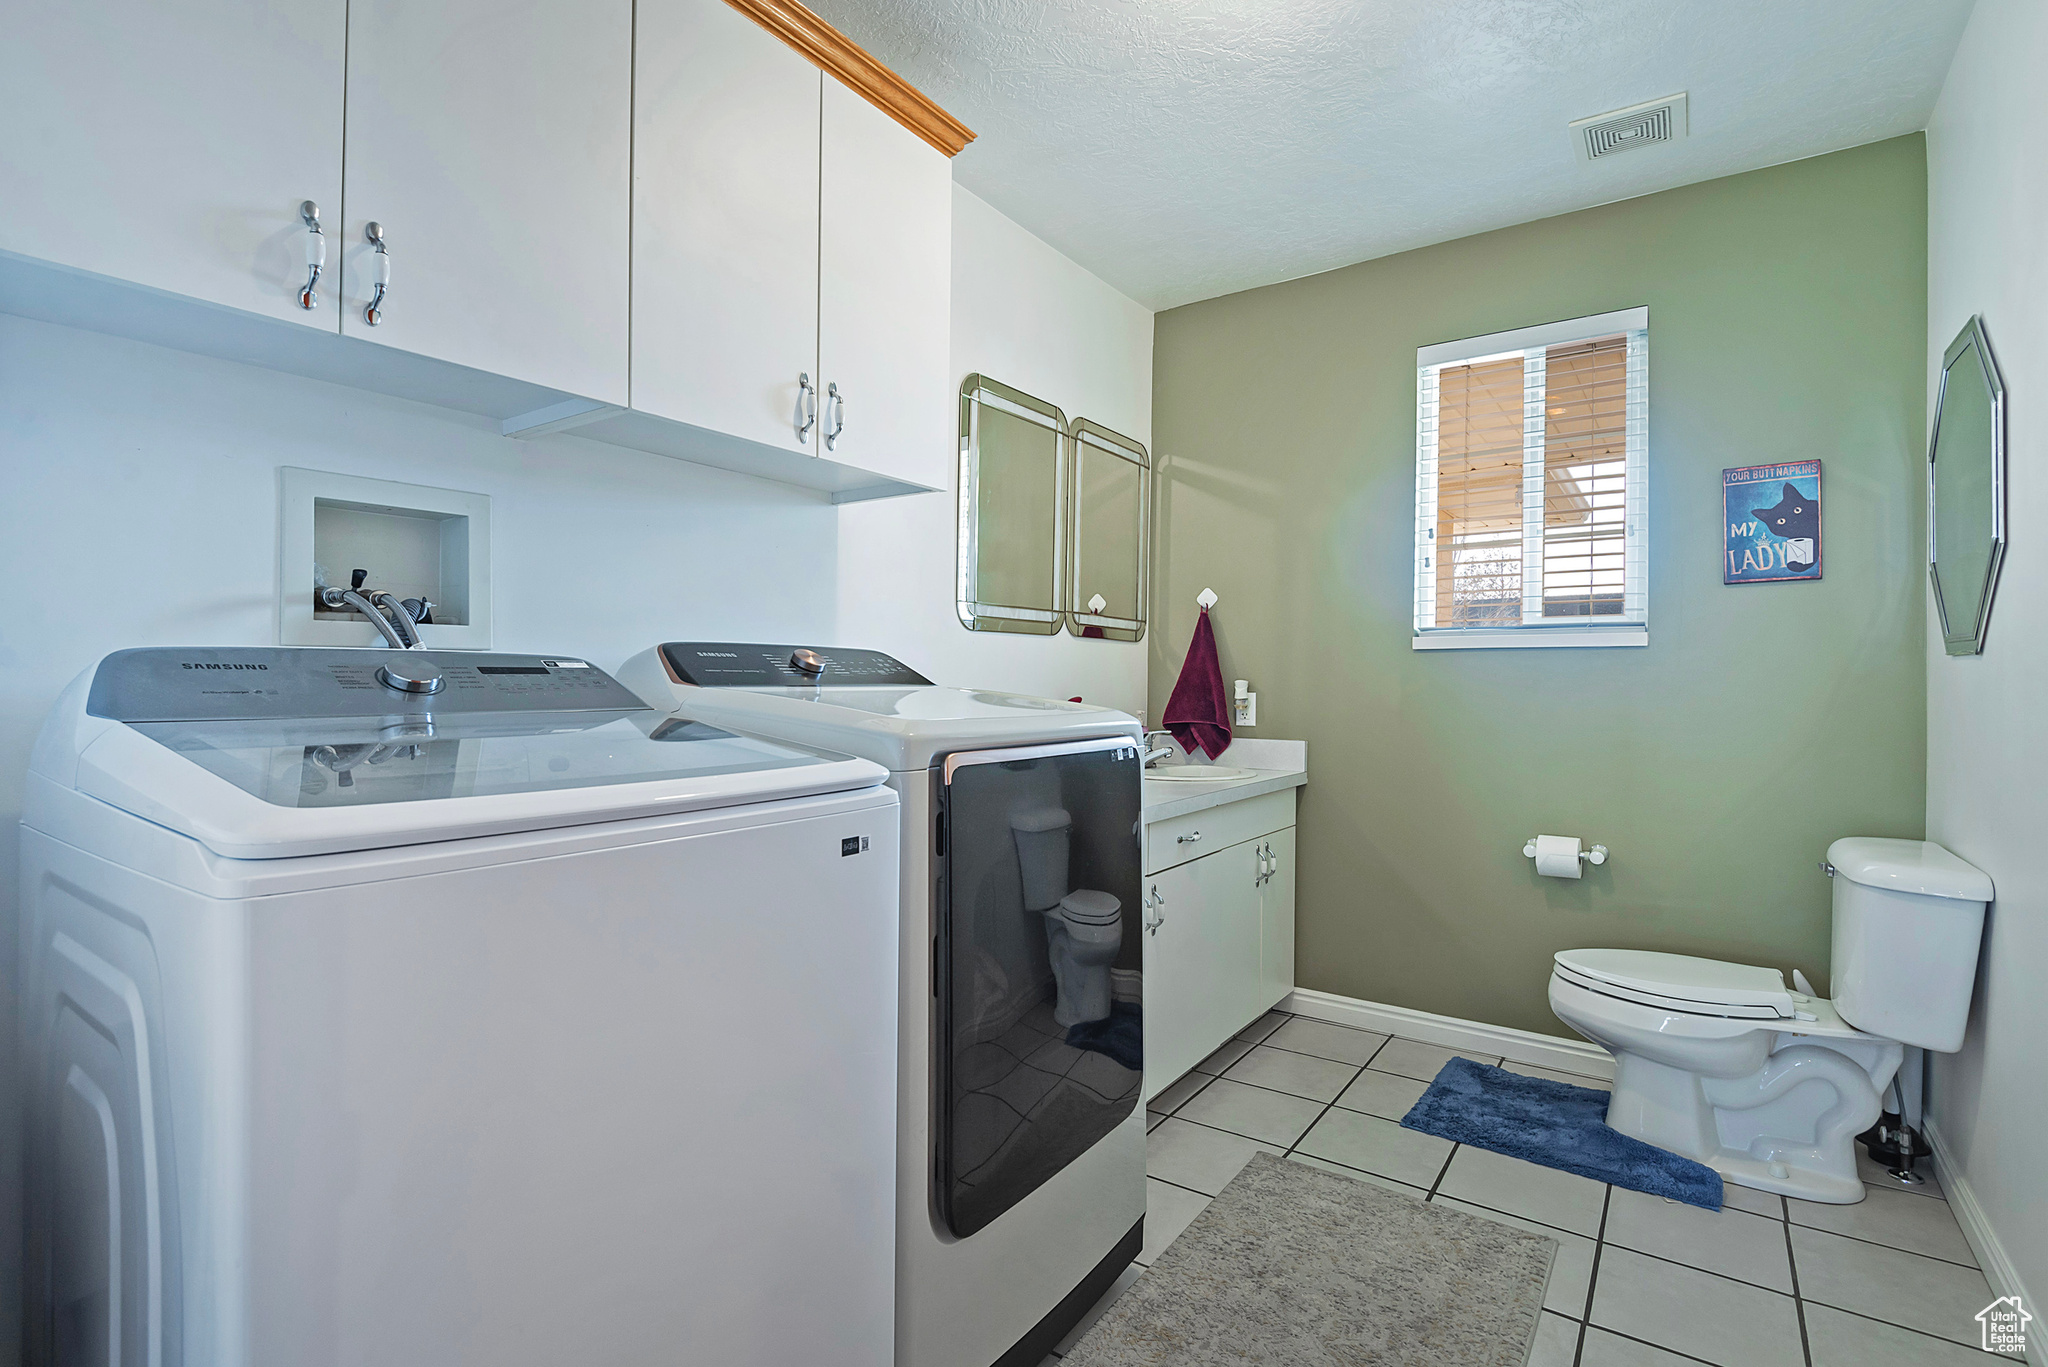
[723, 0, 976, 157]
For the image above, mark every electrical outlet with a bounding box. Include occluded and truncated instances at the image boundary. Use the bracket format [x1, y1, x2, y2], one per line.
[1234, 692, 1256, 727]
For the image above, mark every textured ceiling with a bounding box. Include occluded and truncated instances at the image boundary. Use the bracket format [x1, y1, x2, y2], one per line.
[805, 0, 1973, 309]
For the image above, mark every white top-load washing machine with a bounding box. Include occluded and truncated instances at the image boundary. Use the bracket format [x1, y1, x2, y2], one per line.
[18, 647, 902, 1367]
[615, 642, 1147, 1367]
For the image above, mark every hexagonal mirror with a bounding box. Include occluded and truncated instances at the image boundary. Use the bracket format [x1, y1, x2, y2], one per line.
[1929, 316, 2006, 656]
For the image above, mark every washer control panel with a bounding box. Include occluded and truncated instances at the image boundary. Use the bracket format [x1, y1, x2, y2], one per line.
[87, 648, 645, 721]
[660, 642, 933, 688]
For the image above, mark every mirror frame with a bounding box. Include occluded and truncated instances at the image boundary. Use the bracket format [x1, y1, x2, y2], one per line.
[1928, 315, 2007, 657]
[1064, 419, 1151, 642]
[956, 374, 1068, 635]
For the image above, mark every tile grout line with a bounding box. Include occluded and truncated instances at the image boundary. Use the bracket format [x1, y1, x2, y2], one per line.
[1580, 1325, 1725, 1367]
[1277, 1032, 1389, 1165]
[1424, 1142, 1459, 1198]
[1815, 1300, 2031, 1359]
[1573, 1183, 1612, 1367]
[1783, 1207, 1813, 1367]
[1780, 1218, 1985, 1271]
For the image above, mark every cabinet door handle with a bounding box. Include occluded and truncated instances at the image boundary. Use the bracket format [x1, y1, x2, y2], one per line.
[1176, 830, 1202, 845]
[363, 221, 390, 326]
[823, 382, 846, 451]
[1145, 887, 1165, 935]
[795, 373, 818, 444]
[298, 201, 325, 310]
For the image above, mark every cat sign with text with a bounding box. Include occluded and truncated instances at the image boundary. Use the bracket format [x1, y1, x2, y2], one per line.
[1724, 461, 1822, 584]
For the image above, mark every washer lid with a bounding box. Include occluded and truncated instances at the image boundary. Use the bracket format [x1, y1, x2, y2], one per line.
[621, 646, 1141, 771]
[1058, 889, 1122, 924]
[1826, 838, 1993, 902]
[1553, 949, 1796, 1019]
[43, 649, 889, 858]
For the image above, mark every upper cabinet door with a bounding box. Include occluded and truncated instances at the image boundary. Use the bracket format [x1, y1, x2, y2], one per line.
[340, 0, 631, 403]
[817, 76, 952, 492]
[0, 0, 344, 326]
[633, 0, 822, 453]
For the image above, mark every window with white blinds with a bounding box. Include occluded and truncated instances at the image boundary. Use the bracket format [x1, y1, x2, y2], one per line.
[1413, 308, 1649, 649]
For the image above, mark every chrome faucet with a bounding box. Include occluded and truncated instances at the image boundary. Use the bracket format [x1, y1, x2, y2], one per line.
[1142, 730, 1180, 768]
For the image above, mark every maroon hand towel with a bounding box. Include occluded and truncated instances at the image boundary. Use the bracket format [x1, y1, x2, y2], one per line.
[1162, 609, 1232, 760]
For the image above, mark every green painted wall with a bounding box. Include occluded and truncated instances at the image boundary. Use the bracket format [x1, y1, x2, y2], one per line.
[1150, 135, 1928, 1037]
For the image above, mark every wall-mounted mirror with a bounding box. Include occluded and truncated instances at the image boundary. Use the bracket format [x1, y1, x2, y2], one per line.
[1066, 420, 1150, 641]
[957, 375, 1066, 634]
[1929, 316, 2006, 656]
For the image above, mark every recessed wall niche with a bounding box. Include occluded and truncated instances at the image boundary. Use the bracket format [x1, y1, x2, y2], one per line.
[279, 467, 492, 648]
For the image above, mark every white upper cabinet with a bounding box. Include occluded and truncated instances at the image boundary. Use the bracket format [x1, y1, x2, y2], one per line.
[0, 0, 344, 326]
[340, 0, 632, 404]
[817, 75, 954, 492]
[633, 0, 823, 453]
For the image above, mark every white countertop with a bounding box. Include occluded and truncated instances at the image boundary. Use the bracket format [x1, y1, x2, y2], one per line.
[1141, 737, 1307, 822]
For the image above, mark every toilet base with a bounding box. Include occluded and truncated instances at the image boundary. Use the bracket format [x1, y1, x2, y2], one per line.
[1603, 1043, 1901, 1205]
[1697, 1149, 1864, 1204]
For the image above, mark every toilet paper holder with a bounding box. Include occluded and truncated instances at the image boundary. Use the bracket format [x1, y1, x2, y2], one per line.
[1523, 837, 1608, 867]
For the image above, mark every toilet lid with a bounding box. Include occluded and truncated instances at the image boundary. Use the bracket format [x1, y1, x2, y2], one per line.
[1058, 889, 1122, 924]
[1553, 949, 1796, 1020]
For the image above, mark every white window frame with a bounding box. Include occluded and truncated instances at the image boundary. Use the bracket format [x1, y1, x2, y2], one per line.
[1413, 307, 1649, 650]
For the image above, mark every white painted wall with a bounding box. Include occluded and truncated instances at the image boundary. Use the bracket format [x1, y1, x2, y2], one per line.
[1924, 0, 2048, 1327]
[836, 184, 1155, 718]
[0, 187, 1152, 1361]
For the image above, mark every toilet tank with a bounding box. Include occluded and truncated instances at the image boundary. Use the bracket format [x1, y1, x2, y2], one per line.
[1828, 837, 1992, 1053]
[1010, 809, 1072, 911]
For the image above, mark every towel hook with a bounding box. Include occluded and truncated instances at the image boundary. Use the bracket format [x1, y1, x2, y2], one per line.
[1196, 587, 1218, 610]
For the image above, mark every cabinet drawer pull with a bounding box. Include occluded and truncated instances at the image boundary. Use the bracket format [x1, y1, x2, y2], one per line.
[1176, 830, 1202, 845]
[363, 221, 390, 326]
[298, 201, 325, 310]
[823, 382, 845, 451]
[795, 373, 818, 444]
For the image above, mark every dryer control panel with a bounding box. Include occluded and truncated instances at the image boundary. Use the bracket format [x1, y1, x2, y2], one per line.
[87, 648, 646, 721]
[660, 642, 933, 688]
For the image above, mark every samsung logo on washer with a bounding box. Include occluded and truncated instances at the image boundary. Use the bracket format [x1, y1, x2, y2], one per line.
[181, 662, 269, 670]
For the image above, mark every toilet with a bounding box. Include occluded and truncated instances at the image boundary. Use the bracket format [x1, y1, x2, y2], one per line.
[1011, 809, 1125, 1027]
[1549, 837, 1991, 1203]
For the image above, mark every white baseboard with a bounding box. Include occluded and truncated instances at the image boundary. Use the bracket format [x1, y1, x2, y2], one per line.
[1282, 987, 1616, 1081]
[1925, 1116, 2043, 1366]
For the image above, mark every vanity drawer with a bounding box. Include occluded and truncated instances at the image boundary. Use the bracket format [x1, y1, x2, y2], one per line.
[1146, 787, 1295, 874]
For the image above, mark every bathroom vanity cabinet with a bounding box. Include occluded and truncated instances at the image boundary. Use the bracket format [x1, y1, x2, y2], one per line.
[1141, 783, 1300, 1101]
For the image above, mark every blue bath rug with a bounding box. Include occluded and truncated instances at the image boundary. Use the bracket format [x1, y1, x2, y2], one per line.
[1066, 1001, 1143, 1073]
[1401, 1058, 1723, 1211]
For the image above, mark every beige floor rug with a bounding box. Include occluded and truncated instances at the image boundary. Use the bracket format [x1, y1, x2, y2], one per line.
[1063, 1155, 1555, 1367]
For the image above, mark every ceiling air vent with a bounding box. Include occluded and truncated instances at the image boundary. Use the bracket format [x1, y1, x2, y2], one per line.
[1571, 93, 1688, 162]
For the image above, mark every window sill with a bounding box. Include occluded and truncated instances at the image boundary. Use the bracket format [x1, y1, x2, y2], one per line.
[1412, 627, 1648, 651]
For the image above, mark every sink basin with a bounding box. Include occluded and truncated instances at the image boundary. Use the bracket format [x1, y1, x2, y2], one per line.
[1145, 765, 1254, 782]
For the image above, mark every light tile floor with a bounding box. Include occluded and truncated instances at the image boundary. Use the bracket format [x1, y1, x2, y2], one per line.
[1040, 1009, 2015, 1366]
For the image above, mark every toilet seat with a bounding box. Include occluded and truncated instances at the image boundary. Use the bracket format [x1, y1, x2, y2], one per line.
[1554, 949, 1797, 1020]
[1057, 890, 1122, 925]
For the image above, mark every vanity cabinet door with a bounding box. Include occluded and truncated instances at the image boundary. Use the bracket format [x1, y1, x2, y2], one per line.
[632, 0, 822, 450]
[0, 0, 344, 326]
[339, 0, 632, 402]
[816, 74, 952, 491]
[1257, 828, 1297, 1012]
[1142, 841, 1264, 1100]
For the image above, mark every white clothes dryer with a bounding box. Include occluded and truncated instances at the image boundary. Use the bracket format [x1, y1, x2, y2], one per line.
[18, 647, 901, 1367]
[615, 643, 1147, 1367]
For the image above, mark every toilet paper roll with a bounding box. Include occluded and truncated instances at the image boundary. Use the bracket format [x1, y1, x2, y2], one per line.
[1532, 834, 1583, 879]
